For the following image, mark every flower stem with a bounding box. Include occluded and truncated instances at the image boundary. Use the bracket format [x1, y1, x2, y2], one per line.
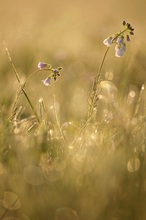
[87, 46, 109, 119]
[24, 68, 52, 85]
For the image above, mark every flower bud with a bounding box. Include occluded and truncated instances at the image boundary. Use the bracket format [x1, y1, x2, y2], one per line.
[38, 62, 48, 69]
[42, 77, 51, 86]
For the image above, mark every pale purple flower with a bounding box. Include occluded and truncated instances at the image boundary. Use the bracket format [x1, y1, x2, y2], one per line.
[103, 36, 113, 46]
[116, 36, 124, 45]
[38, 62, 48, 69]
[42, 77, 51, 86]
[115, 43, 126, 57]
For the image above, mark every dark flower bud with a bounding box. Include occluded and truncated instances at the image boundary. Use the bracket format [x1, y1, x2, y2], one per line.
[126, 35, 130, 42]
[127, 23, 133, 31]
[130, 31, 134, 35]
[122, 20, 126, 26]
[52, 68, 59, 74]
[53, 76, 57, 81]
[130, 27, 134, 31]
[57, 67, 63, 71]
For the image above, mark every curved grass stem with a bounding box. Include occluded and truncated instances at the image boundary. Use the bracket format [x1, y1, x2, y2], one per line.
[24, 68, 52, 85]
[3, 41, 40, 124]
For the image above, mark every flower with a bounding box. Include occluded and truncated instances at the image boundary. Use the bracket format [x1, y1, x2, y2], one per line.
[103, 36, 113, 46]
[38, 62, 48, 69]
[41, 77, 51, 86]
[103, 34, 128, 58]
[116, 36, 124, 45]
[115, 43, 126, 57]
[103, 21, 134, 58]
[38, 64, 63, 86]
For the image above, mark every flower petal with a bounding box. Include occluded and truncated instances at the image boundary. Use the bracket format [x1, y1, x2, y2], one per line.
[116, 36, 124, 45]
[42, 77, 51, 86]
[103, 36, 113, 46]
[115, 48, 125, 57]
[38, 62, 48, 69]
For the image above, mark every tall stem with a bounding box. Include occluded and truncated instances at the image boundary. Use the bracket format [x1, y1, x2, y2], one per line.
[87, 47, 109, 119]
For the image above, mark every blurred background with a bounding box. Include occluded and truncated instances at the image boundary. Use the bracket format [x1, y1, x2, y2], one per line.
[0, 0, 146, 120]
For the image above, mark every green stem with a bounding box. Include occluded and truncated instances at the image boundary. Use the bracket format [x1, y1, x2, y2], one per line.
[96, 47, 110, 81]
[22, 88, 40, 123]
[24, 68, 52, 85]
[87, 46, 109, 119]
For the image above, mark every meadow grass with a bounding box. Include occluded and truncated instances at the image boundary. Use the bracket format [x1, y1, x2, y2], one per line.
[0, 21, 146, 220]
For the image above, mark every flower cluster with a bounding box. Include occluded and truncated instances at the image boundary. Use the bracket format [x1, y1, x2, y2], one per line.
[103, 21, 134, 57]
[38, 62, 63, 86]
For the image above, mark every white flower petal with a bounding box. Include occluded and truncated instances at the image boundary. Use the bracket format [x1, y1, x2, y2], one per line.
[103, 36, 113, 46]
[42, 77, 51, 86]
[116, 36, 124, 45]
[115, 48, 125, 57]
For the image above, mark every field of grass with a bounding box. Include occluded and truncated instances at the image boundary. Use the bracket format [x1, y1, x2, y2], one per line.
[0, 0, 146, 219]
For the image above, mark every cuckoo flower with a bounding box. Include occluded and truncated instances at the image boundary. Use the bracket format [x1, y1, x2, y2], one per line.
[38, 62, 48, 69]
[37, 62, 63, 86]
[103, 36, 113, 47]
[103, 21, 134, 57]
[115, 43, 126, 57]
[41, 77, 51, 86]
